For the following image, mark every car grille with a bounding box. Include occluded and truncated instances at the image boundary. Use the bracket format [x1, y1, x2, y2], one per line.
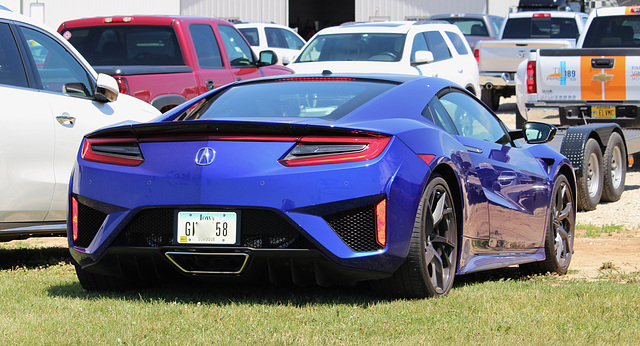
[75, 201, 108, 248]
[111, 208, 317, 250]
[324, 205, 383, 252]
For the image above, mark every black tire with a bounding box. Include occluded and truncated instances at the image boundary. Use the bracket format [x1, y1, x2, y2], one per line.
[481, 88, 500, 111]
[520, 174, 575, 275]
[75, 264, 135, 291]
[576, 138, 603, 211]
[374, 174, 458, 298]
[515, 107, 527, 129]
[601, 132, 626, 202]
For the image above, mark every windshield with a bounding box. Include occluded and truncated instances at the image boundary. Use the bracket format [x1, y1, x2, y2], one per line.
[297, 33, 405, 62]
[582, 15, 640, 48]
[502, 17, 579, 39]
[63, 26, 184, 66]
[181, 79, 396, 121]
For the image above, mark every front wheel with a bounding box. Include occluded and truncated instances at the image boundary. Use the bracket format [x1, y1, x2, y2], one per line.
[576, 138, 603, 211]
[374, 174, 458, 298]
[520, 174, 575, 275]
[601, 132, 626, 202]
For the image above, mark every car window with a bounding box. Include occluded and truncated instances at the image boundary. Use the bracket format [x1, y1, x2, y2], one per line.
[265, 27, 287, 48]
[411, 33, 429, 62]
[424, 31, 452, 61]
[442, 18, 489, 37]
[0, 23, 28, 88]
[491, 17, 504, 35]
[422, 96, 459, 135]
[238, 27, 259, 46]
[582, 15, 640, 48]
[438, 91, 510, 145]
[19, 26, 93, 98]
[189, 24, 224, 68]
[64, 26, 184, 66]
[502, 17, 580, 39]
[279, 28, 304, 49]
[297, 33, 404, 62]
[445, 31, 469, 55]
[218, 24, 255, 67]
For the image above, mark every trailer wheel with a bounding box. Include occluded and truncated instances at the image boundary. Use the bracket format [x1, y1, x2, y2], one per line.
[576, 138, 603, 211]
[602, 132, 626, 202]
[481, 88, 500, 112]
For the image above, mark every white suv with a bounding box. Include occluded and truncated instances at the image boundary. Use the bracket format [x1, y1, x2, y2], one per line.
[287, 21, 480, 96]
[235, 22, 306, 65]
[0, 10, 160, 241]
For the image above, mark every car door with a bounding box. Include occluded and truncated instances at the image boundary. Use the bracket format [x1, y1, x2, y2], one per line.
[188, 23, 235, 92]
[217, 24, 264, 82]
[437, 90, 550, 250]
[0, 22, 55, 223]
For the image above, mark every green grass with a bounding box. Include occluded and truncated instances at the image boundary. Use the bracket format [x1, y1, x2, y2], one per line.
[576, 223, 626, 237]
[1, 243, 639, 344]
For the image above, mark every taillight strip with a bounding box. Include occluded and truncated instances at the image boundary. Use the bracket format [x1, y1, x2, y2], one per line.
[82, 137, 144, 166]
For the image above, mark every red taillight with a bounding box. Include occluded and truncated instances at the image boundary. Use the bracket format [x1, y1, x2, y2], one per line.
[526, 61, 537, 94]
[72, 196, 78, 241]
[81, 137, 144, 166]
[533, 13, 551, 18]
[474, 48, 480, 64]
[376, 199, 387, 247]
[104, 17, 133, 23]
[114, 77, 129, 94]
[278, 136, 391, 167]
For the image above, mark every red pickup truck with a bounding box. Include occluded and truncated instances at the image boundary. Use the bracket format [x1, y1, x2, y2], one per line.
[58, 16, 293, 111]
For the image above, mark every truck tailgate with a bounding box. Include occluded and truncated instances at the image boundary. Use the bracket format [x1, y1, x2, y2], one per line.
[478, 39, 574, 73]
[535, 48, 640, 102]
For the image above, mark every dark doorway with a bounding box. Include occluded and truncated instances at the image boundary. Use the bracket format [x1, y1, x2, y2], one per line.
[289, 0, 355, 41]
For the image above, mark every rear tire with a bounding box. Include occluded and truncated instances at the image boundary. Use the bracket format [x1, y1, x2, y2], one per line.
[481, 88, 500, 111]
[520, 174, 575, 275]
[576, 138, 603, 211]
[601, 132, 626, 202]
[374, 174, 458, 298]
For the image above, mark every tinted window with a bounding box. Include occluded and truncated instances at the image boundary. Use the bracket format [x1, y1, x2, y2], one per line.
[265, 27, 287, 48]
[439, 91, 509, 144]
[218, 24, 255, 67]
[445, 31, 469, 55]
[0, 23, 28, 88]
[582, 15, 640, 48]
[182, 80, 395, 120]
[189, 24, 223, 68]
[425, 31, 452, 61]
[411, 33, 429, 62]
[422, 96, 458, 135]
[64, 26, 184, 66]
[502, 17, 580, 39]
[297, 33, 404, 62]
[442, 18, 489, 37]
[20, 26, 93, 97]
[238, 27, 259, 46]
[280, 28, 304, 49]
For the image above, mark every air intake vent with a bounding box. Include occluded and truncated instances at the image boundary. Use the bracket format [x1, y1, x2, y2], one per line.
[324, 205, 382, 252]
[74, 201, 108, 248]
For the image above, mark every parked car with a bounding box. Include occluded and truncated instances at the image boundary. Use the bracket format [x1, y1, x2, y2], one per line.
[0, 10, 160, 241]
[429, 13, 504, 50]
[69, 74, 575, 298]
[286, 21, 480, 96]
[58, 16, 294, 112]
[235, 21, 306, 65]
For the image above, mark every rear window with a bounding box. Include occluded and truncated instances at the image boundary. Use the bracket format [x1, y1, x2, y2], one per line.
[441, 18, 490, 37]
[582, 15, 640, 48]
[501, 17, 579, 39]
[181, 79, 396, 121]
[297, 33, 405, 62]
[238, 27, 259, 46]
[63, 26, 184, 66]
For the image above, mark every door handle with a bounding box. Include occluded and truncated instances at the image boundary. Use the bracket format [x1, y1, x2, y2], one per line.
[56, 115, 75, 126]
[206, 80, 215, 90]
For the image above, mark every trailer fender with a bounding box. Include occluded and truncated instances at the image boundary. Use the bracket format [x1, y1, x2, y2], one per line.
[559, 124, 626, 175]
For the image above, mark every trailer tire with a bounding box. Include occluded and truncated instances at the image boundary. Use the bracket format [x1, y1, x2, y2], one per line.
[576, 138, 603, 211]
[602, 132, 626, 202]
[481, 88, 500, 112]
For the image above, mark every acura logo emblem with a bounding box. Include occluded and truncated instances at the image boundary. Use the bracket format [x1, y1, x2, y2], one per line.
[195, 147, 215, 166]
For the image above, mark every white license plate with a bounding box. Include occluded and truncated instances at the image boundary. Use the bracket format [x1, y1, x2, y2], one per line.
[176, 211, 238, 245]
[592, 106, 616, 118]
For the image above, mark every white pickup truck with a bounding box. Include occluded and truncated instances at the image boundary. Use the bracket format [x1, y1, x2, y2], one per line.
[515, 6, 640, 211]
[476, 10, 587, 111]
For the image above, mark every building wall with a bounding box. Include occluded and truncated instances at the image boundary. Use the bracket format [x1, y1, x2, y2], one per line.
[181, 0, 288, 24]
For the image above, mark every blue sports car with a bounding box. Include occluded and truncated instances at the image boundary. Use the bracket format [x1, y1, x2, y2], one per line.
[68, 75, 576, 298]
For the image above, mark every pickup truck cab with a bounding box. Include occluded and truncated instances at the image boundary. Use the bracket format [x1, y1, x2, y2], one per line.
[476, 11, 587, 111]
[58, 16, 293, 112]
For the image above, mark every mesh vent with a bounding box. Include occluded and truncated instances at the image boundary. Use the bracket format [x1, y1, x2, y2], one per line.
[324, 205, 382, 252]
[75, 202, 108, 248]
[112, 208, 316, 249]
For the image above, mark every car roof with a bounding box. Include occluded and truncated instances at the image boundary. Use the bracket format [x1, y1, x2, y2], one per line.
[59, 15, 232, 29]
[430, 13, 498, 20]
[507, 11, 587, 19]
[314, 21, 460, 35]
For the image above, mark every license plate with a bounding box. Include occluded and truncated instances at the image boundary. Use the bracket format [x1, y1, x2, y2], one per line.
[591, 106, 616, 118]
[176, 211, 238, 245]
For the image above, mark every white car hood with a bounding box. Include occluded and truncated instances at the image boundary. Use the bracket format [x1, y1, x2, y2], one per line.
[288, 61, 415, 75]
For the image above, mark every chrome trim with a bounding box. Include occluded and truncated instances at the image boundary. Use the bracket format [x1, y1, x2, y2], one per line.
[164, 252, 249, 274]
[479, 72, 514, 87]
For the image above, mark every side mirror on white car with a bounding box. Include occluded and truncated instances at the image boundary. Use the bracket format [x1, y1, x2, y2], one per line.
[412, 50, 435, 65]
[94, 73, 119, 103]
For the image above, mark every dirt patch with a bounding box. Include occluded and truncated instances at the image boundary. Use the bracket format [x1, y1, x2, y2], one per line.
[569, 231, 640, 279]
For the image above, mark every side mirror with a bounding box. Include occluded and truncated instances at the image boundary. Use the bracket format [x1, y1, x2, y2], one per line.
[412, 50, 434, 65]
[94, 73, 119, 103]
[282, 55, 292, 65]
[523, 122, 557, 144]
[258, 50, 278, 66]
[63, 82, 91, 97]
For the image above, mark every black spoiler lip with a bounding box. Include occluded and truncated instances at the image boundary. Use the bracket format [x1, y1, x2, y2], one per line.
[84, 120, 391, 139]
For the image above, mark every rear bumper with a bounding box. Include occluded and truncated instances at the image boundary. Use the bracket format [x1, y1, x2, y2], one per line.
[480, 72, 515, 88]
[525, 102, 640, 128]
